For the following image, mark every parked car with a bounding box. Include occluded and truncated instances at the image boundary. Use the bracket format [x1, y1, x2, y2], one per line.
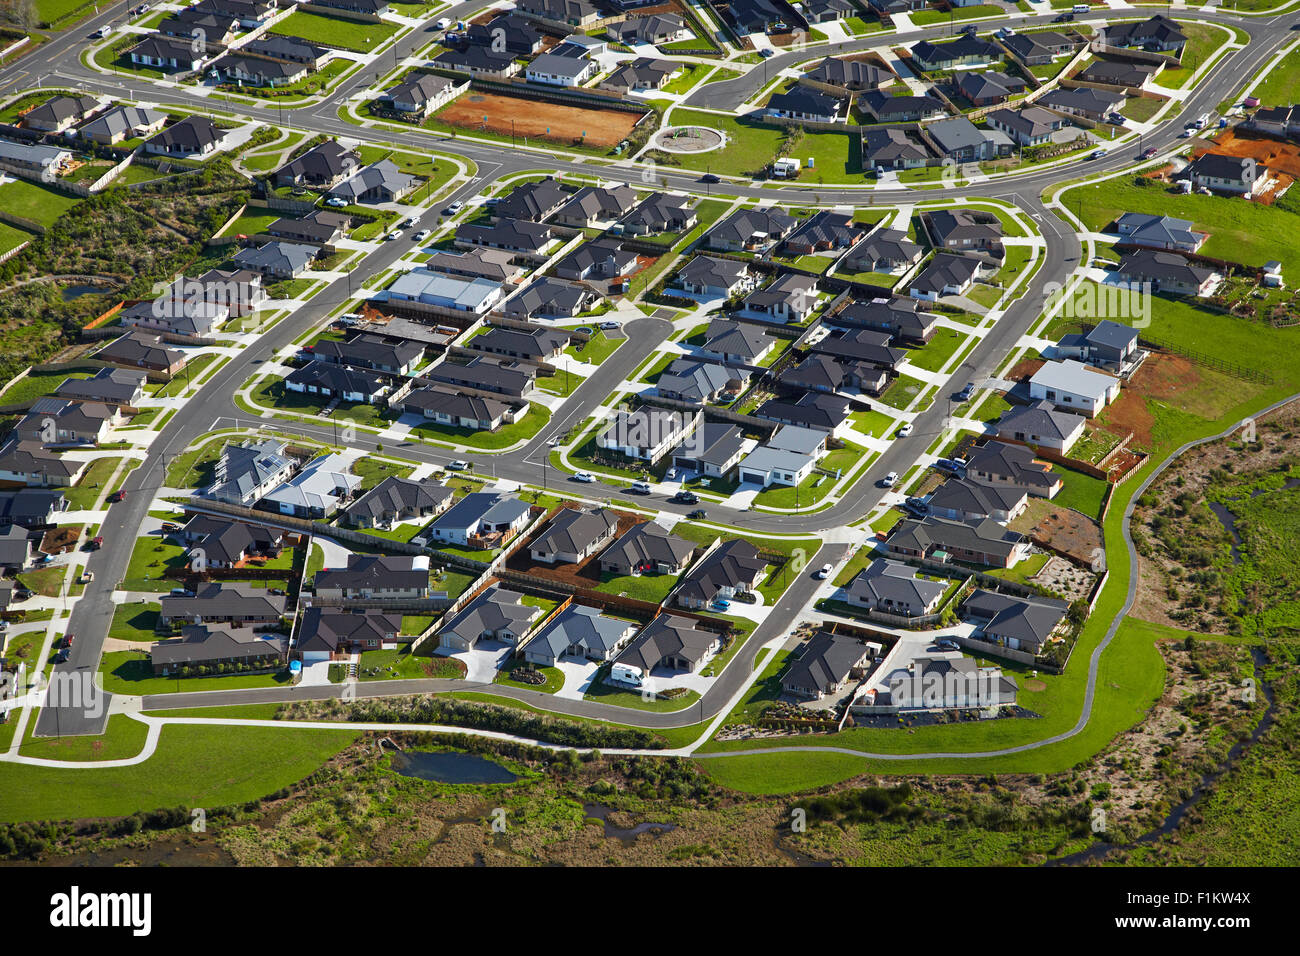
[55, 649, 69, 664]
[385, 229, 403, 241]
[446, 460, 469, 471]
[1089, 148, 1106, 160]
[815, 563, 832, 579]
[958, 382, 976, 401]
[759, 48, 774, 58]
[63, 634, 75, 649]
[444, 201, 464, 215]
[573, 472, 596, 482]
[170, 587, 193, 597]
[712, 599, 731, 610]
[897, 423, 913, 438]
[672, 490, 698, 504]
[108, 490, 127, 502]
[1141, 146, 1159, 159]
[936, 639, 960, 652]
[687, 508, 707, 520]
[700, 173, 720, 184]
[85, 536, 103, 551]
[413, 229, 431, 241]
[598, 321, 620, 331]
[881, 471, 899, 488]
[325, 197, 349, 208]
[80, 571, 93, 584]
[631, 480, 652, 494]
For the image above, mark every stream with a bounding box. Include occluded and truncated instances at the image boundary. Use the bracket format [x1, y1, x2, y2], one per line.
[1206, 477, 1300, 564]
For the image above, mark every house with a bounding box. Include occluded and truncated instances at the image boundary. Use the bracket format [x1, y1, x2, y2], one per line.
[402, 387, 519, 432]
[615, 614, 719, 675]
[1182, 153, 1265, 197]
[0, 525, 33, 572]
[781, 631, 871, 700]
[1001, 30, 1076, 65]
[602, 56, 679, 93]
[77, 105, 167, 145]
[966, 440, 1062, 499]
[1055, 318, 1141, 368]
[910, 36, 1000, 71]
[379, 73, 465, 118]
[425, 355, 535, 398]
[505, 277, 598, 319]
[342, 477, 454, 531]
[705, 208, 799, 253]
[985, 106, 1065, 148]
[737, 444, 816, 488]
[188, 0, 277, 29]
[231, 241, 316, 279]
[1076, 60, 1157, 89]
[434, 45, 520, 77]
[218, 55, 307, 88]
[859, 90, 947, 123]
[456, 218, 553, 256]
[676, 256, 757, 299]
[275, 141, 359, 189]
[244, 35, 331, 68]
[656, 358, 744, 405]
[16, 399, 117, 447]
[144, 116, 225, 158]
[470, 327, 569, 362]
[861, 127, 932, 172]
[606, 14, 688, 46]
[833, 295, 937, 344]
[119, 295, 226, 338]
[956, 70, 1026, 107]
[128, 35, 206, 72]
[812, 327, 905, 370]
[695, 318, 772, 366]
[260, 452, 360, 518]
[150, 626, 288, 676]
[523, 605, 637, 666]
[781, 353, 846, 395]
[755, 391, 849, 434]
[179, 516, 283, 569]
[94, 331, 185, 376]
[741, 273, 817, 324]
[424, 247, 523, 284]
[329, 160, 414, 204]
[963, 589, 1068, 654]
[767, 87, 844, 124]
[194, 268, 267, 317]
[553, 239, 639, 283]
[842, 226, 924, 275]
[438, 586, 539, 651]
[670, 423, 747, 479]
[513, 0, 599, 28]
[1037, 86, 1125, 122]
[466, 13, 544, 56]
[267, 210, 350, 246]
[285, 362, 388, 404]
[493, 178, 570, 222]
[927, 477, 1028, 523]
[526, 52, 596, 86]
[386, 269, 504, 315]
[909, 252, 986, 301]
[529, 507, 620, 565]
[783, 211, 862, 255]
[806, 56, 892, 91]
[1116, 248, 1220, 297]
[926, 115, 1010, 163]
[422, 491, 532, 549]
[726, 0, 791, 35]
[53, 368, 147, 408]
[597, 408, 700, 462]
[882, 656, 1017, 710]
[21, 94, 99, 133]
[1028, 359, 1120, 417]
[0, 490, 67, 529]
[314, 555, 430, 600]
[158, 583, 287, 627]
[926, 209, 1003, 253]
[674, 539, 767, 609]
[995, 400, 1087, 454]
[847, 559, 947, 617]
[313, 0, 389, 13]
[797, 0, 854, 23]
[0, 440, 86, 488]
[160, 10, 239, 46]
[297, 609, 401, 662]
[1114, 213, 1208, 253]
[310, 333, 423, 375]
[202, 439, 295, 505]
[600, 521, 696, 577]
[1103, 13, 1187, 54]
[887, 515, 1029, 569]
[620, 193, 696, 236]
[551, 185, 638, 228]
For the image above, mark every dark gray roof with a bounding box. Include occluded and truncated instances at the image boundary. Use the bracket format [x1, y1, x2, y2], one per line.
[315, 554, 428, 593]
[782, 631, 868, 692]
[440, 586, 537, 645]
[616, 613, 718, 671]
[532, 507, 619, 556]
[603, 520, 696, 570]
[344, 476, 454, 524]
[525, 605, 633, 660]
[675, 539, 766, 605]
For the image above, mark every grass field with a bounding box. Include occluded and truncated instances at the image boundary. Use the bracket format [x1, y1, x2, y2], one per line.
[411, 402, 551, 450]
[0, 178, 81, 227]
[272, 11, 400, 53]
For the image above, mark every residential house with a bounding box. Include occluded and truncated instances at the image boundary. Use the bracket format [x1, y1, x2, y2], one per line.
[260, 452, 361, 518]
[128, 34, 206, 72]
[963, 589, 1068, 654]
[456, 218, 553, 256]
[551, 185, 639, 228]
[602, 56, 679, 93]
[525, 52, 596, 86]
[781, 631, 871, 700]
[434, 45, 520, 77]
[379, 73, 465, 118]
[1114, 212, 1207, 253]
[926, 477, 1028, 523]
[985, 106, 1065, 148]
[422, 491, 532, 549]
[328, 160, 415, 204]
[438, 586, 539, 651]
[1076, 60, 1157, 89]
[310, 333, 423, 375]
[859, 90, 947, 123]
[926, 115, 1010, 163]
[202, 439, 296, 506]
[674, 538, 767, 609]
[1182, 153, 1265, 197]
[314, 555, 430, 600]
[342, 477, 454, 530]
[656, 358, 744, 405]
[231, 240, 316, 279]
[274, 140, 360, 189]
[493, 178, 570, 222]
[755, 391, 850, 434]
[805, 56, 892, 91]
[16, 399, 118, 447]
[1054, 318, 1141, 369]
[158, 583, 287, 627]
[597, 407, 700, 462]
[841, 227, 923, 275]
[144, 116, 225, 158]
[1116, 248, 1220, 297]
[908, 252, 986, 301]
[1028, 359, 1121, 417]
[150, 626, 288, 676]
[676, 256, 757, 299]
[505, 277, 598, 319]
[741, 273, 818, 324]
[470, 326, 569, 362]
[0, 490, 67, 529]
[284, 362, 389, 404]
[1103, 14, 1187, 54]
[767, 86, 843, 124]
[530, 507, 620, 565]
[0, 440, 86, 488]
[910, 36, 1000, 71]
[77, 105, 167, 145]
[965, 440, 1063, 499]
[994, 400, 1087, 454]
[615, 614, 719, 675]
[1037, 86, 1125, 122]
[619, 193, 696, 236]
[425, 355, 535, 398]
[21, 94, 99, 133]
[600, 521, 696, 577]
[53, 368, 147, 408]
[705, 208, 799, 253]
[522, 605, 638, 666]
[846, 559, 947, 617]
[607, 14, 688, 46]
[833, 295, 938, 344]
[670, 423, 747, 478]
[553, 239, 639, 283]
[783, 211, 862, 255]
[886, 515, 1029, 568]
[956, 70, 1026, 107]
[386, 269, 504, 315]
[402, 387, 519, 432]
[297, 609, 401, 662]
[737, 444, 816, 488]
[926, 209, 1003, 253]
[861, 127, 932, 172]
[94, 331, 185, 376]
[466, 13, 544, 56]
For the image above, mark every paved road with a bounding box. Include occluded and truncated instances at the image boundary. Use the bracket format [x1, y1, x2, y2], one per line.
[9, 7, 1294, 736]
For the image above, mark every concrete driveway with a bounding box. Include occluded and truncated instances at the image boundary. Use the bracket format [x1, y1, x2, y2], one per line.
[436, 640, 512, 683]
[552, 658, 602, 700]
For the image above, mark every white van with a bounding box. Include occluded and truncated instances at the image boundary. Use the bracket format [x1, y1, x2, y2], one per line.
[610, 664, 644, 687]
[631, 480, 652, 494]
[1072, 3, 1089, 11]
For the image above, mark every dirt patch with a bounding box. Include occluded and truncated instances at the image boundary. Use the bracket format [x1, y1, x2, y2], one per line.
[1030, 554, 1098, 603]
[504, 506, 645, 590]
[1025, 506, 1104, 570]
[40, 525, 82, 555]
[1007, 356, 1045, 382]
[1195, 129, 1300, 203]
[435, 92, 646, 149]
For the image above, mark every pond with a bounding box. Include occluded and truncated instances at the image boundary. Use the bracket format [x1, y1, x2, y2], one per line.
[584, 803, 676, 843]
[389, 749, 518, 784]
[61, 283, 113, 302]
[1205, 478, 1300, 565]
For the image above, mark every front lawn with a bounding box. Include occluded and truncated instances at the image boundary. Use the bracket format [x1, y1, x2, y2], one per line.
[411, 402, 551, 449]
[122, 537, 190, 591]
[271, 11, 400, 52]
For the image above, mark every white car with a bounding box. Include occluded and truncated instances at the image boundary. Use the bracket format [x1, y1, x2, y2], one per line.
[815, 564, 832, 580]
[882, 472, 899, 488]
[413, 229, 431, 241]
[446, 460, 469, 471]
[444, 201, 464, 215]
[385, 229, 403, 241]
[574, 472, 597, 483]
[325, 197, 348, 208]
[598, 321, 620, 331]
[897, 423, 913, 437]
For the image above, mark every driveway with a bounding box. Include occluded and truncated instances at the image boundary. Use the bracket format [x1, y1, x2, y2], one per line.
[436, 640, 512, 683]
[552, 658, 602, 700]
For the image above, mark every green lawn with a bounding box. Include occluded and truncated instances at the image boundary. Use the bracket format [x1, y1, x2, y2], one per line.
[565, 331, 622, 365]
[122, 537, 190, 591]
[357, 646, 463, 681]
[877, 374, 928, 410]
[0, 220, 33, 255]
[411, 402, 551, 450]
[18, 566, 66, 598]
[906, 327, 968, 374]
[272, 11, 400, 53]
[100, 650, 294, 695]
[63, 456, 123, 510]
[0, 178, 81, 227]
[594, 571, 679, 604]
[109, 601, 161, 643]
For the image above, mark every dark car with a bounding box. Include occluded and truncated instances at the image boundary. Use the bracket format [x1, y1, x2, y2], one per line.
[55, 649, 69, 664]
[108, 490, 127, 502]
[700, 173, 720, 184]
[1054, 12, 1073, 22]
[672, 490, 699, 504]
[63, 634, 75, 649]
[687, 509, 707, 520]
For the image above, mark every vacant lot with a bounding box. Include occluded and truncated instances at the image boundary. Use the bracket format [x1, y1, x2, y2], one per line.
[272, 11, 399, 53]
[0, 178, 81, 228]
[432, 93, 645, 149]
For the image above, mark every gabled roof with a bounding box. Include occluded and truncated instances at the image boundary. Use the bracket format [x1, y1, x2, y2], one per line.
[494, 178, 570, 221]
[430, 491, 531, 534]
[603, 520, 696, 570]
[616, 613, 718, 671]
[147, 115, 224, 152]
[707, 207, 799, 247]
[927, 477, 1025, 518]
[911, 252, 982, 294]
[285, 361, 386, 396]
[700, 317, 772, 360]
[657, 358, 737, 403]
[849, 559, 947, 610]
[315, 554, 428, 592]
[768, 86, 843, 118]
[996, 400, 1087, 444]
[782, 630, 868, 690]
[205, 439, 293, 501]
[675, 538, 767, 605]
[679, 255, 752, 291]
[298, 608, 401, 654]
[532, 507, 619, 556]
[440, 586, 537, 645]
[526, 605, 634, 660]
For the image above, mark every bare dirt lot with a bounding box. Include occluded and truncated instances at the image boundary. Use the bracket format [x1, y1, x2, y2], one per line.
[1194, 129, 1299, 202]
[434, 93, 647, 149]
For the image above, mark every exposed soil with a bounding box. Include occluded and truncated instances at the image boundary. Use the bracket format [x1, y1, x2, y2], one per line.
[504, 506, 646, 590]
[436, 93, 646, 149]
[1194, 129, 1300, 203]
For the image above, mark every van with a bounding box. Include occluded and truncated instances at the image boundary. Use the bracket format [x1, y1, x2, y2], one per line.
[1195, 112, 1210, 129]
[610, 664, 644, 687]
[631, 480, 652, 494]
[1072, 3, 1089, 11]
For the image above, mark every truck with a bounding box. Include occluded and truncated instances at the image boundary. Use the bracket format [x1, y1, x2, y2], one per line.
[1194, 112, 1210, 129]
[609, 663, 645, 687]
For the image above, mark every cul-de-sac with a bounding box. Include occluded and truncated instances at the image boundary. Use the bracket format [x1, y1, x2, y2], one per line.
[0, 0, 1296, 868]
